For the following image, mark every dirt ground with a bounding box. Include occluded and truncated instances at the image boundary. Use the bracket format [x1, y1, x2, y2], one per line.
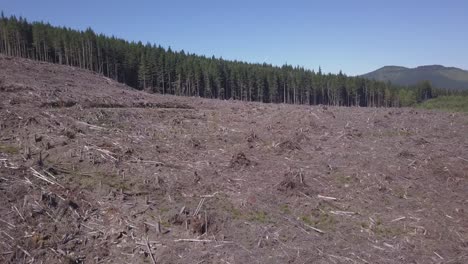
[1, 55, 468, 264]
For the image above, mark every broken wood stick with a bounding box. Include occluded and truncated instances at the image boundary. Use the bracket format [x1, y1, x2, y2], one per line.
[128, 159, 164, 165]
[329, 210, 355, 216]
[174, 239, 233, 243]
[193, 197, 206, 216]
[13, 206, 25, 221]
[391, 216, 406, 222]
[17, 245, 31, 257]
[144, 221, 161, 233]
[29, 167, 64, 188]
[175, 239, 213, 242]
[317, 194, 337, 201]
[200, 191, 221, 198]
[0, 219, 16, 228]
[146, 238, 157, 264]
[303, 223, 325, 234]
[1, 231, 14, 240]
[75, 121, 105, 130]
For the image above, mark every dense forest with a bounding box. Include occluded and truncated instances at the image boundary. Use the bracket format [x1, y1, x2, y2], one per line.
[0, 14, 459, 107]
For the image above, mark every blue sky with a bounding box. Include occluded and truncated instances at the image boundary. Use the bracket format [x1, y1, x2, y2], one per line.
[2, 0, 467, 75]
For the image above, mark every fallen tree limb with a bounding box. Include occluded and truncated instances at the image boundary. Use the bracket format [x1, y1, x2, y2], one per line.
[317, 194, 337, 201]
[30, 167, 64, 188]
[303, 223, 325, 234]
[146, 238, 156, 264]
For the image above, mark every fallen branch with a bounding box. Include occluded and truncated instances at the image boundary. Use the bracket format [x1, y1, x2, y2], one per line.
[76, 121, 105, 130]
[174, 239, 214, 243]
[193, 197, 206, 216]
[13, 206, 25, 221]
[1, 231, 14, 240]
[135, 241, 161, 246]
[303, 223, 325, 234]
[144, 221, 161, 233]
[146, 238, 157, 264]
[391, 216, 406, 222]
[328, 254, 357, 263]
[29, 167, 64, 188]
[310, 112, 321, 120]
[17, 245, 31, 257]
[0, 219, 15, 228]
[128, 159, 164, 165]
[372, 245, 385, 251]
[433, 251, 444, 260]
[317, 194, 337, 201]
[408, 160, 417, 167]
[85, 146, 118, 161]
[283, 216, 310, 235]
[0, 159, 18, 169]
[200, 191, 221, 198]
[330, 211, 355, 216]
[95, 148, 117, 160]
[334, 132, 346, 142]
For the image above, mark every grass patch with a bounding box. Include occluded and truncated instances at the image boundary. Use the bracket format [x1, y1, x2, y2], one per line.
[280, 204, 291, 214]
[160, 219, 172, 228]
[247, 211, 270, 223]
[372, 221, 405, 238]
[360, 218, 407, 238]
[417, 96, 468, 112]
[220, 201, 272, 223]
[333, 172, 358, 188]
[219, 199, 243, 219]
[0, 144, 19, 154]
[301, 215, 314, 226]
[230, 207, 243, 219]
[392, 186, 408, 199]
[67, 170, 131, 191]
[301, 210, 336, 231]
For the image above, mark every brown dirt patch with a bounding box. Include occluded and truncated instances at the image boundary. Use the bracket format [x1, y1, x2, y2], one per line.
[1, 55, 467, 263]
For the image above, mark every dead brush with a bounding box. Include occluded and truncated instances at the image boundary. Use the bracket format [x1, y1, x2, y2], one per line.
[246, 131, 259, 143]
[275, 130, 310, 153]
[170, 205, 214, 235]
[229, 152, 256, 169]
[188, 137, 203, 149]
[276, 139, 301, 152]
[277, 170, 307, 191]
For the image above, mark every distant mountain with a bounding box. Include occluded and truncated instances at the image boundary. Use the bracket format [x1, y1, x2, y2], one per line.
[362, 65, 468, 90]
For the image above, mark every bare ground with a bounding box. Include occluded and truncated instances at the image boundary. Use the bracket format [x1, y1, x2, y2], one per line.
[1, 55, 468, 264]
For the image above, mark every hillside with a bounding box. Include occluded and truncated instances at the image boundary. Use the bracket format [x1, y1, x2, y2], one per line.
[1, 56, 468, 264]
[362, 65, 468, 90]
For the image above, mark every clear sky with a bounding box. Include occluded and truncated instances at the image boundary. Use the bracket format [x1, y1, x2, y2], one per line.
[2, 0, 467, 75]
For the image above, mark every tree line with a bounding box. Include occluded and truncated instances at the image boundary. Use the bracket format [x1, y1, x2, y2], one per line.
[0, 13, 459, 107]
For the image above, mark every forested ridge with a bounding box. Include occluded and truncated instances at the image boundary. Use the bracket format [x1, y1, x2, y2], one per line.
[0, 13, 459, 107]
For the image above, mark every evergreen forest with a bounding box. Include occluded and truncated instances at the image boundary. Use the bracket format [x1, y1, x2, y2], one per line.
[0, 14, 458, 107]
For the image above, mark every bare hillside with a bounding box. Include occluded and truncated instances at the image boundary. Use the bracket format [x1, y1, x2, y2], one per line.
[1, 55, 468, 264]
